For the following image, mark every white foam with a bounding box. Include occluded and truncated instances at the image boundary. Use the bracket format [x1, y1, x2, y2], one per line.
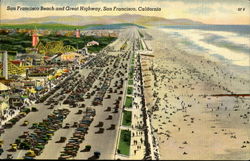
[161, 28, 250, 67]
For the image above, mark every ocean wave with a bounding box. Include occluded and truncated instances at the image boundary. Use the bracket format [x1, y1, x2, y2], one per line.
[160, 28, 250, 67]
[161, 25, 250, 36]
[201, 33, 250, 54]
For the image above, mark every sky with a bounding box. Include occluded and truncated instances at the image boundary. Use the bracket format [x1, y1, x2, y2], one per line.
[1, 0, 250, 24]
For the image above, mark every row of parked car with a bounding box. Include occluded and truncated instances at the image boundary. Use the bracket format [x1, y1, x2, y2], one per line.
[58, 107, 96, 160]
[92, 57, 122, 106]
[8, 108, 70, 159]
[1, 107, 38, 131]
[64, 68, 103, 105]
[36, 71, 78, 104]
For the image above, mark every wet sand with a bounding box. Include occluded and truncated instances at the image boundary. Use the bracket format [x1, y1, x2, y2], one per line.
[142, 28, 250, 160]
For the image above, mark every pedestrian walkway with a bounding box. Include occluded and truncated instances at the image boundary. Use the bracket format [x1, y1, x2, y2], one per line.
[128, 56, 146, 159]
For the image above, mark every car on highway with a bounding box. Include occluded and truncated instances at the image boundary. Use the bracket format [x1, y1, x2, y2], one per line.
[108, 124, 116, 130]
[31, 107, 38, 112]
[10, 144, 17, 152]
[84, 145, 91, 151]
[113, 108, 119, 113]
[94, 151, 101, 158]
[76, 110, 83, 114]
[22, 120, 29, 126]
[95, 121, 103, 128]
[105, 106, 111, 112]
[25, 150, 36, 158]
[57, 137, 67, 143]
[79, 104, 85, 108]
[107, 114, 113, 120]
[0, 139, 3, 143]
[6, 154, 13, 159]
[0, 147, 3, 156]
[63, 123, 70, 129]
[4, 122, 13, 129]
[0, 128, 4, 135]
[95, 128, 104, 134]
[21, 108, 31, 114]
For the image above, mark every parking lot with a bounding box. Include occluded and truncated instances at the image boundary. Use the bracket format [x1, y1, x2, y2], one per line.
[0, 49, 133, 160]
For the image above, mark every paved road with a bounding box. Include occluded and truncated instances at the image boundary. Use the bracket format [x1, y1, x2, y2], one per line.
[0, 27, 142, 160]
[0, 70, 84, 159]
[75, 57, 127, 159]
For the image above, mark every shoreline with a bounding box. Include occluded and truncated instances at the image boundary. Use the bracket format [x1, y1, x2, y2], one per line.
[142, 28, 250, 160]
[160, 27, 250, 67]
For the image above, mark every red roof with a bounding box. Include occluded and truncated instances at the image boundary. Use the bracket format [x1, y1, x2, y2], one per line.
[44, 56, 50, 59]
[10, 60, 22, 65]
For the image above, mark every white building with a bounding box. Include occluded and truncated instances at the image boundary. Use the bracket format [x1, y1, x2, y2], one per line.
[87, 41, 99, 47]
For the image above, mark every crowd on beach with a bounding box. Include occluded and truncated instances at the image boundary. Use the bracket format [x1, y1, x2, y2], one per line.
[140, 29, 250, 160]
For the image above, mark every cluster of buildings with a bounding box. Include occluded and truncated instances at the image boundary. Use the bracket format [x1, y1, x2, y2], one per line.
[0, 28, 120, 38]
[0, 26, 114, 121]
[0, 48, 92, 119]
[82, 30, 119, 37]
[0, 28, 83, 37]
[0, 28, 52, 36]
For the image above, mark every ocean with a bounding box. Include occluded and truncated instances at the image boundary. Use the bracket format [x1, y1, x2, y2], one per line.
[160, 25, 250, 67]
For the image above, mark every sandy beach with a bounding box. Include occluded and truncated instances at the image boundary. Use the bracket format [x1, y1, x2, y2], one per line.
[141, 28, 250, 160]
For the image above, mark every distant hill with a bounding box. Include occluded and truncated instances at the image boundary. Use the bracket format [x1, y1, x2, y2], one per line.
[1, 14, 204, 27]
[86, 23, 145, 30]
[0, 23, 99, 30]
[0, 23, 144, 30]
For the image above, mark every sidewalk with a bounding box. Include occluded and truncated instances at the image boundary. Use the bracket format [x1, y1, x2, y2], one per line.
[128, 54, 146, 159]
[115, 51, 146, 160]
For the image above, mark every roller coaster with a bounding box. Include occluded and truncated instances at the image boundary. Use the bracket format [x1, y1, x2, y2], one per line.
[37, 41, 77, 55]
[0, 41, 76, 77]
[0, 51, 29, 76]
[0, 61, 29, 76]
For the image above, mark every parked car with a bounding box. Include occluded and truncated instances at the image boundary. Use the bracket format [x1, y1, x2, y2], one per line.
[107, 124, 115, 130]
[95, 128, 104, 134]
[31, 107, 38, 112]
[107, 114, 112, 120]
[10, 144, 17, 152]
[57, 137, 67, 143]
[0, 148, 3, 156]
[76, 110, 83, 114]
[22, 120, 29, 126]
[94, 151, 101, 158]
[105, 107, 111, 112]
[0, 128, 4, 135]
[84, 145, 91, 151]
